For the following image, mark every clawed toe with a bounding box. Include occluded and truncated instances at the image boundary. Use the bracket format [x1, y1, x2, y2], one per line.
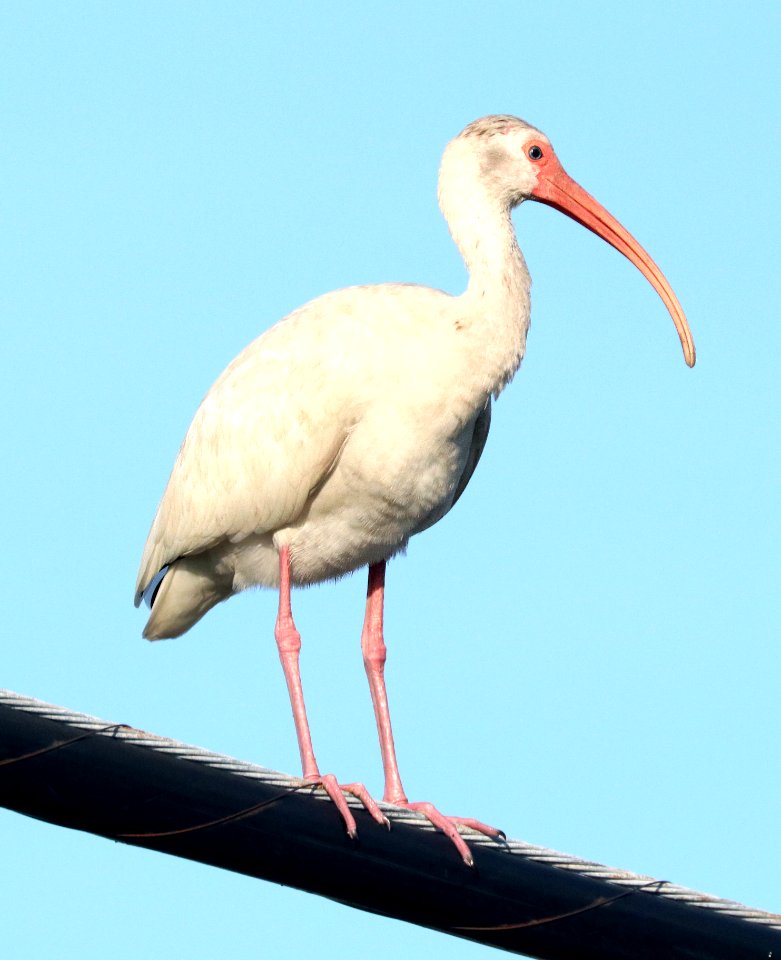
[307, 775, 389, 837]
[341, 781, 391, 829]
[305, 776, 501, 864]
[398, 801, 504, 866]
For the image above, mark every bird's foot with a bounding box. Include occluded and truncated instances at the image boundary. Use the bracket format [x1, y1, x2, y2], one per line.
[394, 800, 504, 866]
[307, 774, 390, 838]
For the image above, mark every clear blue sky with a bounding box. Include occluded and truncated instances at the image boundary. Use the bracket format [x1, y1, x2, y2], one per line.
[1, 2, 778, 957]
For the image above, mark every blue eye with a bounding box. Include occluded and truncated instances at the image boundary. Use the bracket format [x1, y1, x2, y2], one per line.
[528, 145, 544, 161]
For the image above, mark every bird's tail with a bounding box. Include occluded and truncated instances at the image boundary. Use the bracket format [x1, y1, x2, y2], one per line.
[142, 555, 232, 640]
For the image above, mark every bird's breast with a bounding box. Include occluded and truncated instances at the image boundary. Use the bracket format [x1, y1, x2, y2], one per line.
[279, 399, 483, 584]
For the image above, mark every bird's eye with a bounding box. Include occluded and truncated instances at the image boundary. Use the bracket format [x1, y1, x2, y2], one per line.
[527, 144, 544, 161]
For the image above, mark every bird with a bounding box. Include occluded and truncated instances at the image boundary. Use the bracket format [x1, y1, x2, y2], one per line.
[135, 114, 695, 866]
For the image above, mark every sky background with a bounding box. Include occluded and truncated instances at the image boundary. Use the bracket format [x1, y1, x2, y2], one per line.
[1, 2, 778, 957]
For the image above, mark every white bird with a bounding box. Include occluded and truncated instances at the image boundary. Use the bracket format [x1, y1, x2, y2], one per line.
[135, 115, 695, 865]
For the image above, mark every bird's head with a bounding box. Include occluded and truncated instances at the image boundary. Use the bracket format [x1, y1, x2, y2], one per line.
[442, 115, 696, 367]
[447, 114, 551, 206]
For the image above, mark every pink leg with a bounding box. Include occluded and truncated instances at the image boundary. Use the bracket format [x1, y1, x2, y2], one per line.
[274, 546, 388, 837]
[362, 561, 504, 866]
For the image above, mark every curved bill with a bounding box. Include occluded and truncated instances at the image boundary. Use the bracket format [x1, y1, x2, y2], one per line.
[531, 162, 696, 367]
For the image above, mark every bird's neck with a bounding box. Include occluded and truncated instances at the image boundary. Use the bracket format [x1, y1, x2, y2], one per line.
[442, 186, 532, 396]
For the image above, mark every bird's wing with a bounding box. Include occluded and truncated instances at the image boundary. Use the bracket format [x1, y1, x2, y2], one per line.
[451, 398, 491, 509]
[134, 311, 357, 603]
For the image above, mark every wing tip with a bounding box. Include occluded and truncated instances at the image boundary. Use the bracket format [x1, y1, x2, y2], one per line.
[135, 566, 170, 610]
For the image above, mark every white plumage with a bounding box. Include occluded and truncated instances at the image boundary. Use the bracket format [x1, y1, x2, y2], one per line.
[135, 115, 694, 863]
[136, 119, 537, 637]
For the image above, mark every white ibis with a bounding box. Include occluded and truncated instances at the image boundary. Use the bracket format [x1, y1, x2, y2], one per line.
[135, 115, 695, 865]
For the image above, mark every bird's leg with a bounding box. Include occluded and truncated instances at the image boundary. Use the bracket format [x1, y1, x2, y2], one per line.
[274, 548, 319, 779]
[361, 561, 407, 803]
[274, 546, 388, 837]
[362, 561, 504, 866]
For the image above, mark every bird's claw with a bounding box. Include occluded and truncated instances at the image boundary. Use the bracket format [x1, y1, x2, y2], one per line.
[307, 774, 390, 838]
[398, 801, 504, 867]
[340, 780, 392, 830]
